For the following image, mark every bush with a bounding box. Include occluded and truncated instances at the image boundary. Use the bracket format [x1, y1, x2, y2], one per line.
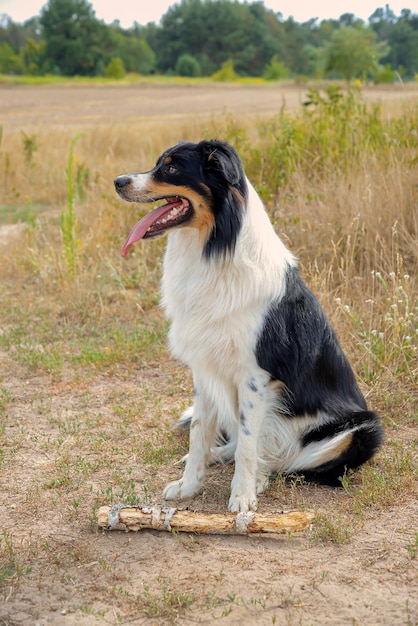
[211, 59, 237, 82]
[374, 64, 396, 84]
[105, 57, 125, 79]
[263, 56, 289, 81]
[175, 54, 201, 77]
[0, 42, 16, 74]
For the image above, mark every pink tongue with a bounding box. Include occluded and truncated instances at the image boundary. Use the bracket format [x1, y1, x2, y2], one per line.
[121, 200, 181, 257]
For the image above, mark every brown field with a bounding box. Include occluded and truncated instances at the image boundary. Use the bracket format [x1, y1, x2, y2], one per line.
[0, 83, 417, 626]
[2, 81, 418, 129]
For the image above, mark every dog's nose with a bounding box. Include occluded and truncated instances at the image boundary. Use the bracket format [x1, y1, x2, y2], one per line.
[114, 175, 131, 190]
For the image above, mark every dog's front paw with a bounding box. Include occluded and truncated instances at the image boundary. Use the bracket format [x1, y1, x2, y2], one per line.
[228, 491, 258, 513]
[163, 478, 202, 502]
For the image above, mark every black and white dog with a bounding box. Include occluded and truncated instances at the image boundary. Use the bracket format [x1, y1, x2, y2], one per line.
[114, 139, 383, 513]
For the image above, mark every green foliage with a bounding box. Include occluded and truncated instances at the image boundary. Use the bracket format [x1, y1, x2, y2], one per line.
[325, 25, 389, 81]
[40, 0, 112, 76]
[375, 63, 397, 83]
[175, 53, 201, 77]
[218, 84, 418, 210]
[263, 56, 289, 80]
[16, 38, 46, 75]
[383, 16, 418, 79]
[303, 44, 327, 79]
[21, 131, 38, 165]
[129, 39, 154, 74]
[61, 133, 83, 277]
[211, 59, 237, 82]
[0, 42, 16, 73]
[154, 0, 285, 77]
[110, 32, 156, 74]
[105, 57, 125, 79]
[221, 86, 388, 197]
[1, 1, 418, 79]
[298, 85, 394, 178]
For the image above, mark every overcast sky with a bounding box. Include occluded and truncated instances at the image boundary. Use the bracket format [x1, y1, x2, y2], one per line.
[0, 0, 414, 27]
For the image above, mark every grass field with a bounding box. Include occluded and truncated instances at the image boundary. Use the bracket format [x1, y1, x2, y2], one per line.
[0, 82, 417, 625]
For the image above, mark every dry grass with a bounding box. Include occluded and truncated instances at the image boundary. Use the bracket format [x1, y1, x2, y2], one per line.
[0, 84, 417, 625]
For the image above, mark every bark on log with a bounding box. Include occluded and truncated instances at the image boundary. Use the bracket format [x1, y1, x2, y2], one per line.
[97, 504, 314, 535]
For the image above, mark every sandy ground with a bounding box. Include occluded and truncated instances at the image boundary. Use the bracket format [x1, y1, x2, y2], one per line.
[0, 83, 417, 625]
[0, 365, 416, 626]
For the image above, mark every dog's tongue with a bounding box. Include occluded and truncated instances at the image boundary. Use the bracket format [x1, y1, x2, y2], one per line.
[121, 200, 181, 257]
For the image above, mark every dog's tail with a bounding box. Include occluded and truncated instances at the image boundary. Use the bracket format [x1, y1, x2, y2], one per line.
[294, 410, 384, 486]
[174, 406, 194, 430]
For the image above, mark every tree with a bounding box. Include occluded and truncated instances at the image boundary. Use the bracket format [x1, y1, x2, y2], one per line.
[386, 18, 418, 77]
[110, 30, 156, 74]
[263, 56, 288, 80]
[154, 0, 285, 77]
[18, 38, 46, 74]
[0, 41, 15, 72]
[40, 0, 111, 75]
[175, 53, 201, 76]
[281, 18, 311, 76]
[105, 57, 125, 78]
[325, 25, 388, 82]
[339, 13, 363, 27]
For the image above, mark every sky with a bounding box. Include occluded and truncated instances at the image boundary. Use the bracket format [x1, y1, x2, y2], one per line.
[0, 0, 415, 27]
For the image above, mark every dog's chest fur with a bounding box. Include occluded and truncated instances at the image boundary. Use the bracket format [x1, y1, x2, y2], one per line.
[160, 183, 295, 384]
[161, 233, 257, 381]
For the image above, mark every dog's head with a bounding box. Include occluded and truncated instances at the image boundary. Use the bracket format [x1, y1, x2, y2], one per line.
[114, 140, 248, 258]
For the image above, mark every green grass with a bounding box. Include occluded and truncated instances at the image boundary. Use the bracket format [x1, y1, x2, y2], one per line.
[0, 72, 278, 87]
[0, 203, 51, 225]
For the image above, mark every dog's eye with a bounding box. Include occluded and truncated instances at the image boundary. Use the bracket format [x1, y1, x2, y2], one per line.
[168, 165, 177, 174]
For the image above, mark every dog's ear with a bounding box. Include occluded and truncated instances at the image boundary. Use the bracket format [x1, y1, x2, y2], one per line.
[198, 140, 247, 260]
[201, 141, 243, 186]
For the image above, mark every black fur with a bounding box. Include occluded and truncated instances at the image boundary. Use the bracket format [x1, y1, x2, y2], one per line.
[154, 140, 247, 259]
[256, 266, 384, 481]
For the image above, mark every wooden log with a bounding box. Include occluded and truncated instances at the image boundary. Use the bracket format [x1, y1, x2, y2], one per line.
[97, 504, 315, 536]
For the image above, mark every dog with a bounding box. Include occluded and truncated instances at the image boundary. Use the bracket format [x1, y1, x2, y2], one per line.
[114, 139, 383, 513]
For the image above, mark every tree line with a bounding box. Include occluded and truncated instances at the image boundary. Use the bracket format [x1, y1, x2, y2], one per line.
[1, 0, 418, 81]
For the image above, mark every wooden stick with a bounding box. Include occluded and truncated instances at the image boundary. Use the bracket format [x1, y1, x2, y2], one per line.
[97, 504, 314, 535]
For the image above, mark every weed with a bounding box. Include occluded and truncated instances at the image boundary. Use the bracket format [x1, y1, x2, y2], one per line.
[337, 270, 418, 386]
[0, 387, 12, 416]
[141, 433, 182, 465]
[0, 532, 33, 587]
[406, 533, 418, 558]
[0, 532, 15, 586]
[61, 132, 83, 277]
[142, 576, 195, 619]
[311, 512, 353, 544]
[76, 160, 90, 201]
[21, 130, 37, 165]
[312, 570, 330, 594]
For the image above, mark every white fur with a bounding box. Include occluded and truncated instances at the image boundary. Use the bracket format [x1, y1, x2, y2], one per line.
[129, 172, 151, 190]
[161, 180, 299, 512]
